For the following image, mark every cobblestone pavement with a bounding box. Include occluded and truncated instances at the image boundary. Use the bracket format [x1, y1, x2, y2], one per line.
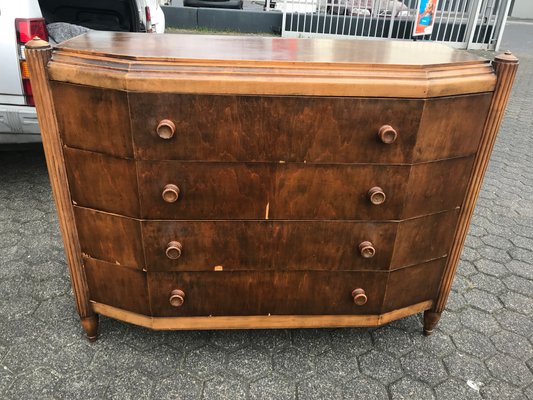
[1, 25, 532, 400]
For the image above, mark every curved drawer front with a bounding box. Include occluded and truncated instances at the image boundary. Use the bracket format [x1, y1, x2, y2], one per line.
[147, 258, 445, 317]
[138, 161, 409, 220]
[74, 207, 458, 272]
[130, 93, 422, 163]
[148, 270, 387, 317]
[64, 146, 472, 221]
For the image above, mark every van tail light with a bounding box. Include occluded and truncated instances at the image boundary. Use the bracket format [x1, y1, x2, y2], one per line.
[145, 6, 153, 33]
[15, 18, 48, 106]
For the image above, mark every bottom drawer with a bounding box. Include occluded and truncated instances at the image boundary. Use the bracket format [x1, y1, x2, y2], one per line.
[148, 270, 387, 317]
[148, 258, 446, 318]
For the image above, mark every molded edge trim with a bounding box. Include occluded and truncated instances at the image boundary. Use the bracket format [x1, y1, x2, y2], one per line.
[47, 53, 496, 98]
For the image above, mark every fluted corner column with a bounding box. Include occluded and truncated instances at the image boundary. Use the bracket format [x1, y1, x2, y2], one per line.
[26, 38, 98, 341]
[424, 51, 519, 335]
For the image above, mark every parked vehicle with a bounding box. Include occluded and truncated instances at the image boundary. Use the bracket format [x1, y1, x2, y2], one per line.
[0, 0, 165, 144]
[183, 0, 244, 10]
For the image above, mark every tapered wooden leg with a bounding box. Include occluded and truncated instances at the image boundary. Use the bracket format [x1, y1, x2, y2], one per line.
[81, 315, 99, 342]
[423, 310, 441, 336]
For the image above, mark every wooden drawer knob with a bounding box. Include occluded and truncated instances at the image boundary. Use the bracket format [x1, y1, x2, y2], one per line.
[169, 289, 185, 307]
[359, 241, 375, 258]
[352, 288, 368, 306]
[368, 186, 386, 205]
[162, 184, 180, 203]
[378, 125, 398, 144]
[156, 119, 176, 139]
[165, 241, 182, 260]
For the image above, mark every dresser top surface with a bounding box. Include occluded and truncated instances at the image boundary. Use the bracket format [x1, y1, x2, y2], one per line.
[57, 31, 488, 68]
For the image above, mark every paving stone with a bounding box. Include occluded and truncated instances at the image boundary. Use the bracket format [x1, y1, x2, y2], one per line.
[485, 354, 533, 388]
[400, 350, 448, 386]
[373, 326, 416, 357]
[359, 350, 403, 385]
[202, 374, 248, 400]
[292, 329, 331, 355]
[210, 330, 250, 352]
[5, 368, 61, 400]
[54, 370, 110, 400]
[508, 247, 533, 264]
[297, 377, 343, 400]
[249, 374, 295, 400]
[273, 347, 315, 380]
[443, 352, 491, 382]
[2, 340, 55, 374]
[457, 260, 478, 277]
[451, 329, 497, 360]
[459, 307, 501, 335]
[342, 377, 388, 400]
[480, 235, 513, 250]
[494, 309, 533, 338]
[446, 290, 468, 312]
[166, 330, 210, 353]
[491, 330, 533, 361]
[315, 348, 360, 382]
[480, 380, 525, 400]
[390, 377, 435, 400]
[434, 378, 482, 400]
[227, 347, 271, 380]
[185, 345, 227, 379]
[452, 275, 471, 292]
[151, 373, 202, 400]
[137, 344, 183, 377]
[387, 314, 424, 333]
[503, 274, 533, 297]
[123, 327, 173, 352]
[329, 328, 373, 356]
[105, 369, 153, 400]
[474, 259, 509, 277]
[249, 330, 291, 352]
[48, 340, 98, 375]
[527, 385, 533, 400]
[436, 311, 462, 335]
[506, 260, 533, 280]
[0, 369, 14, 397]
[33, 294, 78, 322]
[476, 246, 512, 264]
[412, 330, 457, 358]
[90, 343, 143, 376]
[463, 289, 503, 313]
[468, 273, 506, 294]
[499, 291, 533, 315]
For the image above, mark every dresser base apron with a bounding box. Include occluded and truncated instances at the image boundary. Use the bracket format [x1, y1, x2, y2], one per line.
[90, 300, 433, 332]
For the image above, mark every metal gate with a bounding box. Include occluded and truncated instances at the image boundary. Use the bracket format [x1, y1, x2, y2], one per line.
[280, 0, 512, 50]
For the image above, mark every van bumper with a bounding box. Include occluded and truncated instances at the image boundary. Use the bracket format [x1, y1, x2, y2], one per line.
[0, 104, 41, 143]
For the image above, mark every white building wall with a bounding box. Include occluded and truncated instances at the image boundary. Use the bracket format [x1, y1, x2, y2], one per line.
[511, 0, 533, 19]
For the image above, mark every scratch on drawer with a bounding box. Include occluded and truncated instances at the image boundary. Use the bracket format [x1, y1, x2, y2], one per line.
[265, 202, 270, 220]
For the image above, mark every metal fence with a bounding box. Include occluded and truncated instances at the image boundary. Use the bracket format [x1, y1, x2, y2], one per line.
[279, 0, 511, 50]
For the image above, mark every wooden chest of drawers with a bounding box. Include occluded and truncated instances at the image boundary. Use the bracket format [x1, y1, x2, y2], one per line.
[26, 33, 517, 341]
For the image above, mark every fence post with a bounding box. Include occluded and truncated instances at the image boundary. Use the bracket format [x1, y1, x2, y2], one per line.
[466, 0, 484, 49]
[494, 0, 512, 51]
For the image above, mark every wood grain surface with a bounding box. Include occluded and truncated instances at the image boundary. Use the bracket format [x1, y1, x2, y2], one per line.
[129, 94, 422, 163]
[148, 270, 388, 317]
[84, 257, 149, 315]
[52, 82, 132, 158]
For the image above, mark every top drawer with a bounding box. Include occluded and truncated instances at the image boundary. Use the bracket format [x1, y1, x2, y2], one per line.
[51, 82, 492, 163]
[129, 93, 423, 163]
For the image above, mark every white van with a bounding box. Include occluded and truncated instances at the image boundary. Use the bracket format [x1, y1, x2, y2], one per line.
[0, 0, 165, 143]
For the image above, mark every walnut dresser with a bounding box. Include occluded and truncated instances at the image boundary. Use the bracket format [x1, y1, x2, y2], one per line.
[26, 32, 517, 341]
